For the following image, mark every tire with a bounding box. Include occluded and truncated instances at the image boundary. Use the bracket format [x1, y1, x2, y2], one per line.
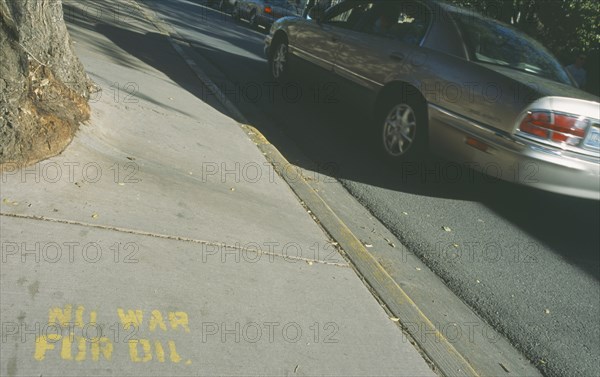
[374, 94, 428, 162]
[269, 37, 290, 82]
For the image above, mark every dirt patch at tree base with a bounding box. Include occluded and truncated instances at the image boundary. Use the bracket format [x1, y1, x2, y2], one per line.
[0, 62, 91, 171]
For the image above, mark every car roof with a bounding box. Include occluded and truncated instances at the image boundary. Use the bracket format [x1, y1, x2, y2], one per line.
[326, 0, 486, 19]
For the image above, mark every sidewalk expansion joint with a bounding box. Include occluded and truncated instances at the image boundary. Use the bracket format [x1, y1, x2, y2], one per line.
[0, 212, 349, 268]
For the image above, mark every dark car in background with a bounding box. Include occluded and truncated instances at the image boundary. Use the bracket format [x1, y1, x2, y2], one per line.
[265, 0, 600, 199]
[233, 0, 305, 30]
[206, 0, 236, 11]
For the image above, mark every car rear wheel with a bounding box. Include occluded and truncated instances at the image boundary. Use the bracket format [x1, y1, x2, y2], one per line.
[269, 38, 289, 81]
[375, 96, 427, 161]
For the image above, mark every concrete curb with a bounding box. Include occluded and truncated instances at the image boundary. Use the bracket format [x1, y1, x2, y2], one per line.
[244, 125, 480, 377]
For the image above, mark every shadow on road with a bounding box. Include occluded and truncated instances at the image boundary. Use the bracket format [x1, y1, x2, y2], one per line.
[65, 1, 600, 281]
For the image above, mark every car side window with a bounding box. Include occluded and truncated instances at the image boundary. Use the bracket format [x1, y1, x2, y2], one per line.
[354, 1, 430, 45]
[323, 2, 374, 30]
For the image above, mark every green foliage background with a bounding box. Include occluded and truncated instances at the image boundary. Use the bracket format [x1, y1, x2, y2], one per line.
[446, 0, 599, 94]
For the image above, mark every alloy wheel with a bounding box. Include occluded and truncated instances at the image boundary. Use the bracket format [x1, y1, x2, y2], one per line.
[382, 104, 417, 157]
[271, 42, 288, 80]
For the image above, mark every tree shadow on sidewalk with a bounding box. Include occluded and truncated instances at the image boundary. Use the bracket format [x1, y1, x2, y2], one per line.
[62, 0, 228, 115]
[94, 23, 226, 113]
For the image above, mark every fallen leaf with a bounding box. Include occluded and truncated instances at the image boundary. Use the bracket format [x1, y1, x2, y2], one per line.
[384, 238, 396, 248]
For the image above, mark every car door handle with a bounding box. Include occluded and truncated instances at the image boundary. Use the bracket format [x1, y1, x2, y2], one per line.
[389, 52, 405, 61]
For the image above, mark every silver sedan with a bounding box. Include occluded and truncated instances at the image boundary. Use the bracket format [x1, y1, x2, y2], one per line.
[265, 0, 600, 199]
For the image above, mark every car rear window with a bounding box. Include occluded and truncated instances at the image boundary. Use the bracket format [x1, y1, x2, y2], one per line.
[452, 11, 572, 85]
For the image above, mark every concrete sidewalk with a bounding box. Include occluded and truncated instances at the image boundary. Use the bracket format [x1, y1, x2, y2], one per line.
[0, 1, 435, 376]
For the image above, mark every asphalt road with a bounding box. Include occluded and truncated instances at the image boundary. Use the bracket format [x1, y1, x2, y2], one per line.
[131, 1, 599, 375]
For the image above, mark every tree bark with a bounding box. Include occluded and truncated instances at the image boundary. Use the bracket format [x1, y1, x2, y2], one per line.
[0, 0, 90, 168]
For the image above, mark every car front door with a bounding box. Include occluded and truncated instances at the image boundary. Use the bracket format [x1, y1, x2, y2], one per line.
[287, 0, 362, 72]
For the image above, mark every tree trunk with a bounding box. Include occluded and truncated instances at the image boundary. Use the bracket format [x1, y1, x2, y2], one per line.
[0, 0, 90, 168]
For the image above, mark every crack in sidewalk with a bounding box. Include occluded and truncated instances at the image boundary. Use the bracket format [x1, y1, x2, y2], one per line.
[0, 212, 349, 268]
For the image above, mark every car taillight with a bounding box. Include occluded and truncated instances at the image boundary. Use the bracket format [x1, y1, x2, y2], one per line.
[519, 111, 588, 146]
[265, 6, 272, 14]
